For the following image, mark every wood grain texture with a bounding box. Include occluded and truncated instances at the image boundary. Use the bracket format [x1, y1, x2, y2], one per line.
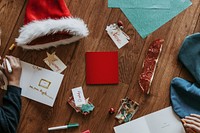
[0, 0, 199, 133]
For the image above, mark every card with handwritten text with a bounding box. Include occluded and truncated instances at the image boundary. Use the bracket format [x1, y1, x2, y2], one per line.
[72, 87, 86, 107]
[44, 52, 67, 73]
[106, 24, 129, 49]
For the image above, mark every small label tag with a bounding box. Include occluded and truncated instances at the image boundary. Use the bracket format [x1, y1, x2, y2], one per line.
[44, 52, 67, 73]
[106, 24, 129, 49]
[72, 87, 86, 107]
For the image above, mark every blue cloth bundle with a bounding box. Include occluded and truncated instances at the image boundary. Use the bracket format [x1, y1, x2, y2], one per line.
[170, 33, 200, 118]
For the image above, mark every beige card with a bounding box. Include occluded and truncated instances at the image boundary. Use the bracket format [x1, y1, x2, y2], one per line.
[106, 24, 129, 49]
[44, 52, 67, 73]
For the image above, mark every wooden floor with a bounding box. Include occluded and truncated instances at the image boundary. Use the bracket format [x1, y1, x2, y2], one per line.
[0, 0, 199, 133]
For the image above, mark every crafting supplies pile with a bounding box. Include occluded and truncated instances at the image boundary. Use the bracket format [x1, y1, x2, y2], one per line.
[5, 0, 199, 132]
[108, 0, 192, 38]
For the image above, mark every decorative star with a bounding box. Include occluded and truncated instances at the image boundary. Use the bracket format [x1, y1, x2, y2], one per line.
[85, 97, 90, 104]
[45, 52, 58, 65]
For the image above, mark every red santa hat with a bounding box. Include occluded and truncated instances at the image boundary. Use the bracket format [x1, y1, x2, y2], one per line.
[15, 0, 89, 50]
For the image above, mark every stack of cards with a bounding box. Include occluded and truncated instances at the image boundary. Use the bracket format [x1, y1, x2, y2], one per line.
[106, 24, 130, 49]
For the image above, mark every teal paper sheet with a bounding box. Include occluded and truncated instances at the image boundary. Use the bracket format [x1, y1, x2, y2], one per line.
[121, 0, 192, 38]
[108, 0, 170, 9]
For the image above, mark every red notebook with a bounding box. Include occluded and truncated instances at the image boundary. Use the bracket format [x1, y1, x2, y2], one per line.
[86, 52, 119, 84]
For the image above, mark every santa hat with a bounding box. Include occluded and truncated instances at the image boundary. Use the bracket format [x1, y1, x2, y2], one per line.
[15, 0, 89, 50]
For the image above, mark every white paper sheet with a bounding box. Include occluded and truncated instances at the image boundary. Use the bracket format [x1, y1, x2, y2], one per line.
[72, 87, 86, 107]
[114, 106, 185, 133]
[20, 61, 64, 107]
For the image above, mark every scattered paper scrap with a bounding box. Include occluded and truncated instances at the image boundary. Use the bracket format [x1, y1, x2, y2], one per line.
[115, 97, 139, 123]
[106, 23, 130, 49]
[68, 96, 94, 115]
[44, 52, 67, 73]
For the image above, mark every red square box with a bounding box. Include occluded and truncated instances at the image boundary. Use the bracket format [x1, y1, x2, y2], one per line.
[86, 52, 119, 84]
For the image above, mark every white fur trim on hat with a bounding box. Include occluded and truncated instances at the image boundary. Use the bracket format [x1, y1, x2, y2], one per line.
[15, 17, 89, 49]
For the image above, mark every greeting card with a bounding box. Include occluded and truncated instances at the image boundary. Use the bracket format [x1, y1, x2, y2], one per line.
[114, 107, 185, 133]
[44, 52, 67, 73]
[20, 61, 64, 107]
[106, 24, 129, 49]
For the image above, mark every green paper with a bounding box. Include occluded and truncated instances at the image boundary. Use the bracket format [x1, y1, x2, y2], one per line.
[121, 0, 192, 38]
[108, 0, 170, 9]
[81, 104, 95, 113]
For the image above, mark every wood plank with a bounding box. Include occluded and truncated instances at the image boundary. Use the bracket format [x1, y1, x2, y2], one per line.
[125, 0, 200, 119]
[0, 0, 26, 86]
[18, 0, 200, 132]
[0, 0, 26, 114]
[178, 1, 200, 82]
[67, 83, 129, 133]
[65, 2, 132, 132]
[0, 1, 80, 133]
[13, 1, 115, 132]
[0, 0, 26, 56]
[0, 0, 199, 133]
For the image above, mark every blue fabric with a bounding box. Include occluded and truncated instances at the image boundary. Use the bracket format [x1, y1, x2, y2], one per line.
[170, 33, 200, 118]
[178, 33, 200, 84]
[170, 77, 200, 118]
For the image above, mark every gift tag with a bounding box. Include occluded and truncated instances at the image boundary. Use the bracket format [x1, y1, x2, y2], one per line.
[106, 24, 129, 49]
[44, 52, 67, 73]
[72, 87, 86, 107]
